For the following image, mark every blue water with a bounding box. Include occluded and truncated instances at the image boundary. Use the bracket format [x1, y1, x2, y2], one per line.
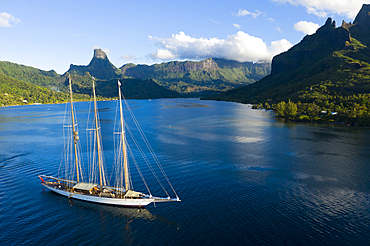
[1, 98, 370, 245]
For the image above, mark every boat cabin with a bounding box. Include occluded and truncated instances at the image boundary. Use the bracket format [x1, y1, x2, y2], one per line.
[73, 182, 98, 194]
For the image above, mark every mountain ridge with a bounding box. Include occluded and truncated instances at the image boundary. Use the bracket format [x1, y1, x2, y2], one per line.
[205, 4, 370, 124]
[66, 49, 270, 94]
[67, 49, 121, 80]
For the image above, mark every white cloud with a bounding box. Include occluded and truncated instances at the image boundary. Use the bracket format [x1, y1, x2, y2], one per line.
[0, 12, 20, 27]
[277, 27, 283, 33]
[272, 0, 370, 19]
[233, 23, 242, 29]
[149, 49, 176, 60]
[234, 9, 263, 18]
[294, 21, 320, 35]
[148, 31, 293, 62]
[120, 54, 137, 60]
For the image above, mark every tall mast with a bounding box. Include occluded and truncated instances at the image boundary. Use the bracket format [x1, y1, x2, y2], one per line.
[92, 78, 103, 193]
[118, 80, 130, 191]
[69, 76, 80, 183]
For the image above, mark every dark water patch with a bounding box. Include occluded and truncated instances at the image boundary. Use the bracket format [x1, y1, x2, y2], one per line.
[1, 99, 370, 245]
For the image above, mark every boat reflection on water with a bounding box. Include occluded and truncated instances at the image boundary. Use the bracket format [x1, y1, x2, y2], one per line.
[68, 198, 155, 220]
[65, 194, 179, 228]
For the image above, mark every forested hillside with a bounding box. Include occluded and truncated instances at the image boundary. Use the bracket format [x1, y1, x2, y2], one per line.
[67, 49, 270, 94]
[0, 61, 60, 88]
[0, 73, 89, 106]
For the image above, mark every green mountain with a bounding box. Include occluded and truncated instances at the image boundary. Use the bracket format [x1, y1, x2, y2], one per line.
[0, 49, 179, 101]
[0, 73, 89, 106]
[207, 4, 370, 124]
[56, 72, 179, 99]
[96, 78, 180, 99]
[0, 47, 270, 102]
[67, 48, 270, 94]
[120, 58, 270, 93]
[0, 61, 60, 89]
[67, 49, 121, 80]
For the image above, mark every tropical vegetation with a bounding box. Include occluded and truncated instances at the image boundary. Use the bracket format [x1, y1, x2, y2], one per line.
[0, 73, 90, 106]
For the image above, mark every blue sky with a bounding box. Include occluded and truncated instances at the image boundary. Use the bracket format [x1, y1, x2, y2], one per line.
[1, 0, 369, 74]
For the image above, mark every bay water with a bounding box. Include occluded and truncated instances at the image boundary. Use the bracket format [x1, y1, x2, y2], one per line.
[1, 98, 370, 245]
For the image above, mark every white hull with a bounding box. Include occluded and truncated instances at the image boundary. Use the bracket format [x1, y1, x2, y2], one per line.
[42, 183, 176, 207]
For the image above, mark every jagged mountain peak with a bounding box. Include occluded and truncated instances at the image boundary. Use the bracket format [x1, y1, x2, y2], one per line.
[67, 49, 120, 80]
[93, 49, 107, 60]
[324, 17, 336, 27]
[270, 15, 351, 76]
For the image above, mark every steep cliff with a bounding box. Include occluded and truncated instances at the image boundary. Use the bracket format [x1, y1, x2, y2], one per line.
[207, 4, 370, 105]
[271, 18, 350, 76]
[349, 4, 370, 47]
[120, 58, 270, 93]
[65, 49, 270, 93]
[67, 49, 121, 80]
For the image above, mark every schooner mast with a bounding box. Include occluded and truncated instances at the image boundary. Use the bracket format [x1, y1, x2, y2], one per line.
[118, 80, 130, 191]
[69, 76, 80, 183]
[92, 78, 104, 194]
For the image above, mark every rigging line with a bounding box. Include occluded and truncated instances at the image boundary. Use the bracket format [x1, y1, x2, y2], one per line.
[114, 136, 120, 187]
[87, 101, 99, 184]
[123, 97, 178, 197]
[114, 103, 127, 192]
[126, 124, 170, 197]
[113, 100, 119, 188]
[71, 107, 86, 182]
[58, 102, 69, 178]
[94, 104, 108, 187]
[126, 142, 152, 196]
[86, 100, 93, 183]
[123, 99, 169, 179]
[79, 141, 85, 182]
[98, 129, 108, 186]
[116, 142, 133, 191]
[133, 121, 178, 197]
[110, 100, 121, 186]
[123, 100, 173, 197]
[91, 131, 97, 183]
[114, 137, 123, 189]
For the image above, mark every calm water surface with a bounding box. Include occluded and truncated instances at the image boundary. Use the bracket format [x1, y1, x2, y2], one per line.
[1, 98, 370, 245]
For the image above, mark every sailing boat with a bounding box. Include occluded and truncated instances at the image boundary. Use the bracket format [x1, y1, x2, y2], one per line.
[39, 77, 180, 207]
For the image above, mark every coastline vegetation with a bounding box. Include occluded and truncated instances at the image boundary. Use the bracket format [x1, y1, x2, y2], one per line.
[253, 93, 370, 125]
[0, 73, 91, 107]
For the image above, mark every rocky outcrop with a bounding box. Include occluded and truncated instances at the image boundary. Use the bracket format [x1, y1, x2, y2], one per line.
[67, 49, 120, 80]
[120, 58, 270, 87]
[121, 58, 219, 75]
[93, 49, 108, 60]
[185, 58, 219, 72]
